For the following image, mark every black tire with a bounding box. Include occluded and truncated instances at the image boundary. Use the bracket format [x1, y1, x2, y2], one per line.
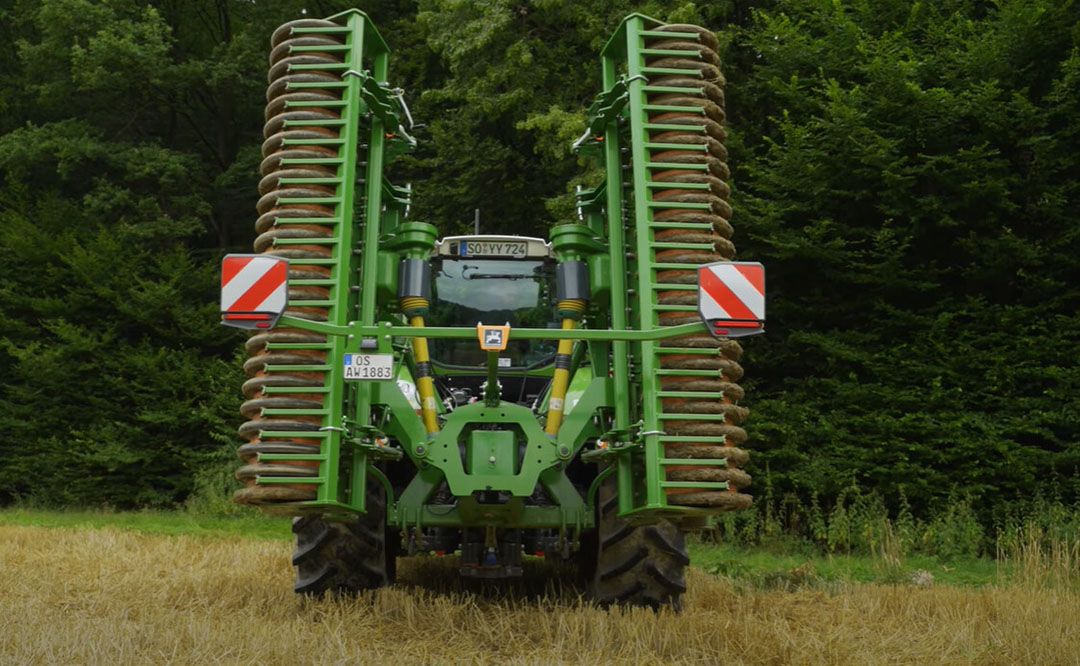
[581, 477, 689, 611]
[292, 479, 397, 595]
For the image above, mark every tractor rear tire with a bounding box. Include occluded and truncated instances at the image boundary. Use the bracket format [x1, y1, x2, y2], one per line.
[582, 477, 689, 611]
[292, 479, 397, 595]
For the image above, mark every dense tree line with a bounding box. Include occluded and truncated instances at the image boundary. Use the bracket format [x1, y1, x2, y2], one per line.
[0, 0, 1076, 522]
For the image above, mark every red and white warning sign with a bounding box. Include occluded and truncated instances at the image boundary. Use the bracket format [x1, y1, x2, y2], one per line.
[697, 262, 765, 339]
[220, 254, 288, 330]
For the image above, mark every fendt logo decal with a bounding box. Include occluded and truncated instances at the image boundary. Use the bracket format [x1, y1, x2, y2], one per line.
[476, 323, 510, 351]
[697, 262, 765, 339]
[220, 254, 288, 330]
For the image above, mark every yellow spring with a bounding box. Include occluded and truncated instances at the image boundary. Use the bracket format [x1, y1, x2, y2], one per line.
[399, 296, 429, 314]
[557, 299, 587, 315]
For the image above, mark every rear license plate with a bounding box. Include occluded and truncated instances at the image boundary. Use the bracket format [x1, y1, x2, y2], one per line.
[460, 241, 527, 258]
[343, 354, 394, 380]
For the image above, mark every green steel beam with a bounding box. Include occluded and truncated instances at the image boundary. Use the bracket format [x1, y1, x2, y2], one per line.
[274, 315, 708, 341]
[624, 16, 665, 512]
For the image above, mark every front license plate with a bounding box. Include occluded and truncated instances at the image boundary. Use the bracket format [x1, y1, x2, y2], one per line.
[461, 241, 527, 258]
[343, 354, 394, 380]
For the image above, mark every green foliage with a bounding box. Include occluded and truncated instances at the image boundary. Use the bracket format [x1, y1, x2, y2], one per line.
[729, 0, 1080, 517]
[691, 538, 1003, 590]
[0, 0, 262, 507]
[0, 209, 243, 507]
[398, 0, 749, 233]
[182, 440, 250, 518]
[710, 482, 1080, 572]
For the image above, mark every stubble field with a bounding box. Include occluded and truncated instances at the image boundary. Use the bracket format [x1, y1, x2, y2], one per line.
[1, 524, 1078, 665]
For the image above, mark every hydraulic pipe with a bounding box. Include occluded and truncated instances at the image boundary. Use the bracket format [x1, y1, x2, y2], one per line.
[402, 306, 440, 435]
[393, 237, 438, 436]
[544, 300, 586, 436]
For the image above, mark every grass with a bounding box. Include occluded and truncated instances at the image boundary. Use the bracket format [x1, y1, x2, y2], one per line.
[0, 507, 289, 540]
[688, 540, 1000, 588]
[2, 522, 1079, 665]
[0, 508, 1014, 587]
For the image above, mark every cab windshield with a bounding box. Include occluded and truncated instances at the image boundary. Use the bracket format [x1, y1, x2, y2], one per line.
[427, 259, 557, 368]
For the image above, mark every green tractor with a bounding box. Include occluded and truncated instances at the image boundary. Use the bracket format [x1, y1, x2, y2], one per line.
[221, 9, 764, 610]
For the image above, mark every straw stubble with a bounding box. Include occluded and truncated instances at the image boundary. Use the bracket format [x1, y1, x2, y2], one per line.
[1, 526, 1077, 665]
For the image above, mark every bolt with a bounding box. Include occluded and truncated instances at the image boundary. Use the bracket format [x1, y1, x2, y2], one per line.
[559, 446, 569, 456]
[416, 445, 425, 454]
[488, 456, 496, 463]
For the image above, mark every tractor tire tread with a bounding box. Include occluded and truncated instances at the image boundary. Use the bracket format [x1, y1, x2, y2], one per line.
[584, 477, 688, 610]
[290, 480, 395, 596]
[600, 523, 635, 550]
[645, 525, 692, 565]
[598, 546, 648, 581]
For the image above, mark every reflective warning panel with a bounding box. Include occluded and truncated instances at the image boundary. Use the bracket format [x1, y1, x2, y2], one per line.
[220, 254, 288, 330]
[697, 262, 765, 339]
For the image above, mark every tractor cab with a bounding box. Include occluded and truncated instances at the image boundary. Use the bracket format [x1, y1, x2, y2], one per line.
[426, 235, 559, 407]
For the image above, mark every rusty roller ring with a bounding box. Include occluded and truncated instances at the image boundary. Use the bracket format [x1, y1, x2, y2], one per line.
[646, 57, 722, 82]
[267, 53, 343, 84]
[650, 168, 731, 198]
[263, 109, 341, 139]
[266, 72, 341, 102]
[650, 24, 720, 52]
[269, 35, 343, 65]
[648, 76, 725, 105]
[270, 19, 340, 48]
[644, 39, 721, 66]
[264, 92, 341, 122]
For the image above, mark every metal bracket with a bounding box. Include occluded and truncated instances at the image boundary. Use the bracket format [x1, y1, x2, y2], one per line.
[346, 422, 404, 461]
[572, 74, 648, 152]
[390, 87, 415, 130]
[344, 69, 417, 147]
[350, 437, 404, 462]
[580, 421, 645, 463]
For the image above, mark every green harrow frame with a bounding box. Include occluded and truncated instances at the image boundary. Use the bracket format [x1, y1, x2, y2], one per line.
[223, 9, 763, 599]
